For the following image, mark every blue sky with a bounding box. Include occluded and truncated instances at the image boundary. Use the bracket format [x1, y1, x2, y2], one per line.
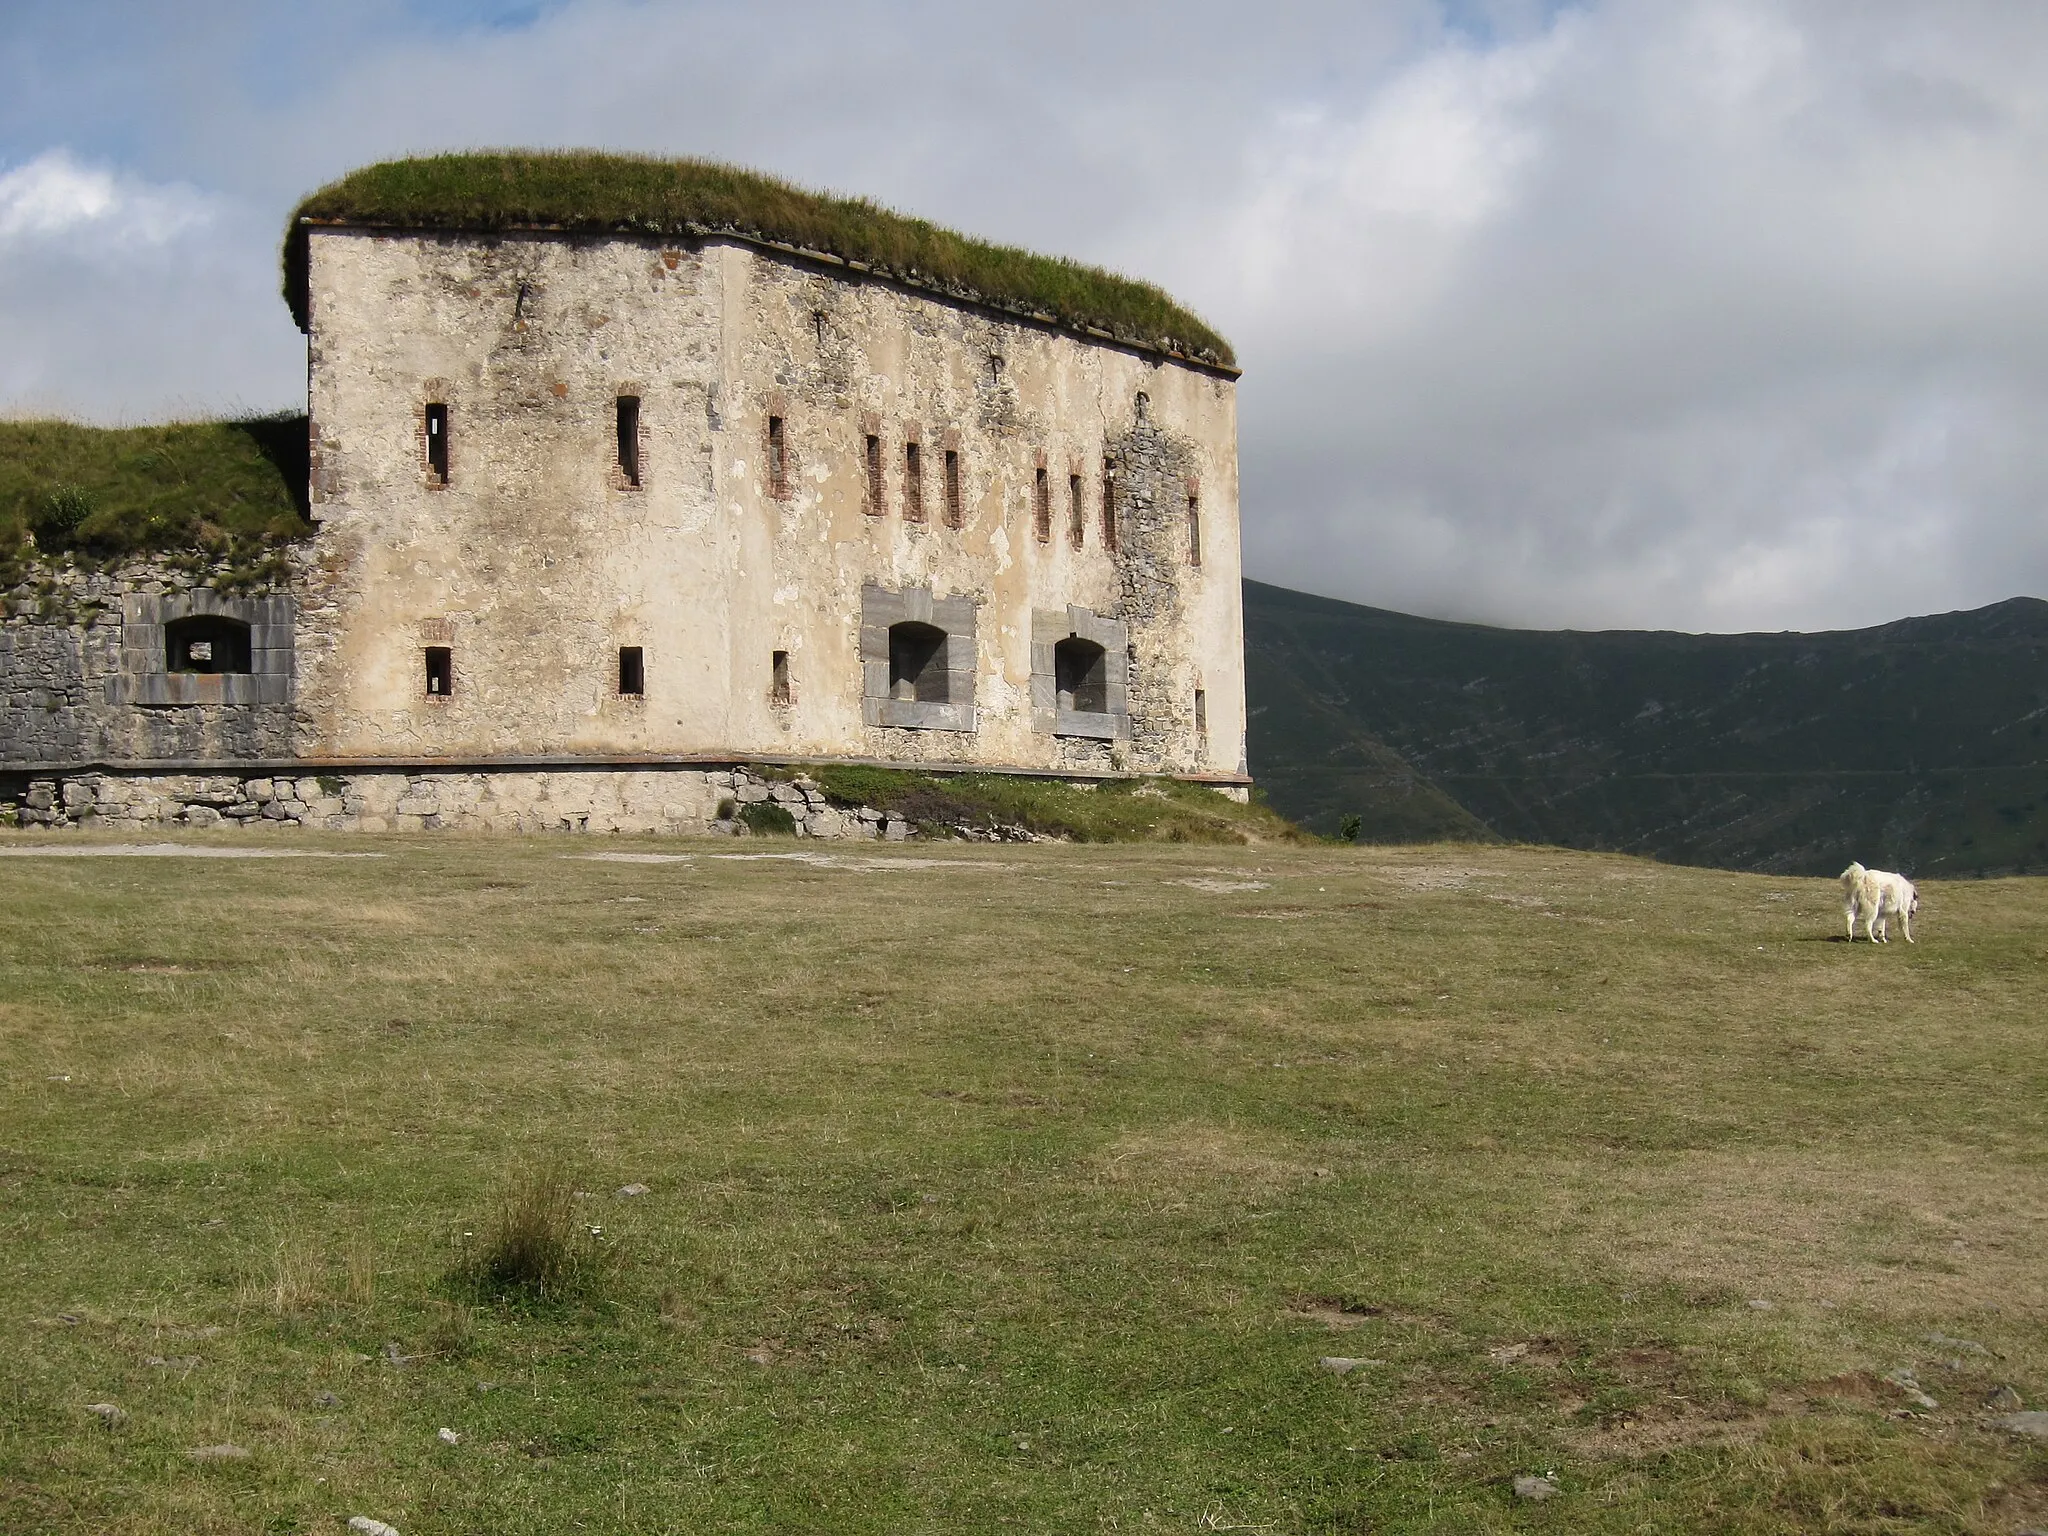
[4, 0, 2046, 633]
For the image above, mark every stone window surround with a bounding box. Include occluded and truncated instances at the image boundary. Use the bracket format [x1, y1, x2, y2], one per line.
[1032, 605, 1130, 741]
[106, 591, 294, 707]
[860, 583, 978, 732]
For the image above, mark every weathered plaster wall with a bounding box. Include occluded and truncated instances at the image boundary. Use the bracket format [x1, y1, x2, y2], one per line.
[1, 562, 296, 765]
[299, 230, 1245, 777]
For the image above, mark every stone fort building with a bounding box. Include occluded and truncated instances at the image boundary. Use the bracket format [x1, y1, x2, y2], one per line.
[2, 153, 1246, 836]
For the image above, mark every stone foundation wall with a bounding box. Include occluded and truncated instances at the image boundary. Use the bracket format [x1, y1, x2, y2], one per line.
[1, 765, 915, 840]
[2, 560, 298, 765]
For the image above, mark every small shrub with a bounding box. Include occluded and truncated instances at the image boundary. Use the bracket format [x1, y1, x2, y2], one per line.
[461, 1164, 606, 1302]
[715, 796, 737, 821]
[30, 485, 94, 550]
[740, 801, 798, 836]
[1339, 814, 1362, 843]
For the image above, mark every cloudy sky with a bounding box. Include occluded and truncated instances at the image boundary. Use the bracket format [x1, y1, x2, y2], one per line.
[4, 0, 2045, 633]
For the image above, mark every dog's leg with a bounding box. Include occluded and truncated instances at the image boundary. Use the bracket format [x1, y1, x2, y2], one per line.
[1845, 900, 1858, 941]
[1900, 907, 1914, 944]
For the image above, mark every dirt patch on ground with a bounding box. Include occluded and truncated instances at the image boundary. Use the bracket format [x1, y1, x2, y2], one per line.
[1099, 1125, 1319, 1196]
[1528, 1148, 2048, 1325]
[1284, 1295, 1390, 1329]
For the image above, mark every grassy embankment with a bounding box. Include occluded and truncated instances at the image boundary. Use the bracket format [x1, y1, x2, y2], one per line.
[0, 417, 310, 588]
[798, 765, 1304, 844]
[2, 836, 2044, 1533]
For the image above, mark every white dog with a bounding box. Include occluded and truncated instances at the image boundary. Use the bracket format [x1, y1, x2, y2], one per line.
[1840, 862, 1919, 944]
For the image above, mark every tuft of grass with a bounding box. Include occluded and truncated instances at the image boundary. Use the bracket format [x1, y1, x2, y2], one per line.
[282, 151, 1234, 366]
[808, 764, 1301, 844]
[738, 800, 799, 837]
[0, 414, 312, 581]
[461, 1164, 606, 1302]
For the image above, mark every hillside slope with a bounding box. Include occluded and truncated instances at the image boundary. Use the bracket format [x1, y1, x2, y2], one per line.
[1246, 580, 2048, 875]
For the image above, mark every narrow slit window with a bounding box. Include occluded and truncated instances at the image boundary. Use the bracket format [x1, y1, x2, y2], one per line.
[1187, 494, 1202, 567]
[864, 434, 884, 516]
[944, 449, 962, 528]
[424, 403, 449, 485]
[1101, 460, 1117, 551]
[1069, 474, 1085, 549]
[904, 441, 925, 523]
[771, 649, 792, 704]
[618, 646, 644, 696]
[767, 415, 787, 499]
[1194, 688, 1208, 737]
[616, 396, 641, 487]
[425, 646, 453, 698]
[1033, 466, 1051, 544]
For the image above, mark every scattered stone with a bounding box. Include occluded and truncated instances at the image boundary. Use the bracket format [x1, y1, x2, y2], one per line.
[145, 1355, 201, 1370]
[1513, 1474, 1560, 1501]
[83, 1402, 124, 1425]
[348, 1519, 401, 1536]
[744, 1345, 775, 1365]
[1991, 1411, 2048, 1440]
[1985, 1385, 2024, 1412]
[1487, 1343, 1531, 1363]
[382, 1341, 414, 1366]
[616, 1183, 651, 1197]
[1319, 1357, 1383, 1374]
[1924, 1331, 1991, 1356]
[1881, 1367, 1939, 1410]
[1746, 1297, 1773, 1310]
[313, 1391, 343, 1409]
[189, 1443, 249, 1461]
[437, 1426, 462, 1445]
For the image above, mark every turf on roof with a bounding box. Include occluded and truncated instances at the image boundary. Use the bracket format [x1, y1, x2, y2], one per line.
[282, 151, 1234, 368]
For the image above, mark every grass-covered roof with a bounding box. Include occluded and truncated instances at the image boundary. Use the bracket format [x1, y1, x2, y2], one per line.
[283, 151, 1235, 368]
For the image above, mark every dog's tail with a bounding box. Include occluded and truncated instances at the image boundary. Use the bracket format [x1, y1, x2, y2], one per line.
[1840, 861, 1866, 889]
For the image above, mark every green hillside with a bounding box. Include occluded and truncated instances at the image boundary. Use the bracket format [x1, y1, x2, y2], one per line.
[1246, 580, 2048, 876]
[0, 415, 311, 584]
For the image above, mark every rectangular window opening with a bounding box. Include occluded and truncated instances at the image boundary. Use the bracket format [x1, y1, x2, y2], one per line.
[1101, 461, 1117, 551]
[618, 646, 644, 696]
[1069, 474, 1085, 549]
[904, 441, 925, 523]
[1187, 494, 1202, 567]
[771, 649, 792, 704]
[424, 403, 449, 485]
[944, 449, 962, 528]
[767, 415, 787, 499]
[616, 395, 642, 487]
[1195, 688, 1208, 737]
[864, 434, 884, 516]
[424, 646, 453, 698]
[1033, 466, 1051, 544]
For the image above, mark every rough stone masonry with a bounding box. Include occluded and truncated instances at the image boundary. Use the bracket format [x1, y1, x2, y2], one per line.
[3, 160, 1249, 835]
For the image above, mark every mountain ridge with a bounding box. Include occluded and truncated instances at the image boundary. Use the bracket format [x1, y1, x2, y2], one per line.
[1244, 580, 2048, 875]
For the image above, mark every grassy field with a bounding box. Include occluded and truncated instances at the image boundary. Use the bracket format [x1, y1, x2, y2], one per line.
[1, 834, 2043, 1533]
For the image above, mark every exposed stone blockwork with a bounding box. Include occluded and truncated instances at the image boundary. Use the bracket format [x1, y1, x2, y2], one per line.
[1, 562, 297, 765]
[1, 765, 919, 840]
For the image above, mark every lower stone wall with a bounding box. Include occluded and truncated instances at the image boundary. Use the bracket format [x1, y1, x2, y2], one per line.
[1, 765, 914, 840]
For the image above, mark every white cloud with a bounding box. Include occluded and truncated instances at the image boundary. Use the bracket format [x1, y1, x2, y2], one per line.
[0, 148, 212, 245]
